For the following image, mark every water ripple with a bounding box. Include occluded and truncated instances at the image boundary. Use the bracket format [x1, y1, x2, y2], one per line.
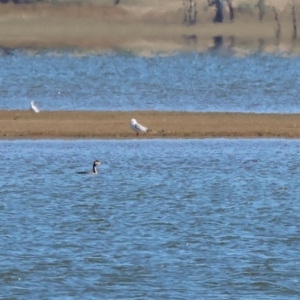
[0, 53, 300, 113]
[0, 139, 300, 298]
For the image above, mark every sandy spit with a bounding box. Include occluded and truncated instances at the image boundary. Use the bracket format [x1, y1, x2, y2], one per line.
[1, 110, 300, 139]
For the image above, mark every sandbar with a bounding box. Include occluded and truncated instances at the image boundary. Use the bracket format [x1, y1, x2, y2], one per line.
[1, 110, 300, 139]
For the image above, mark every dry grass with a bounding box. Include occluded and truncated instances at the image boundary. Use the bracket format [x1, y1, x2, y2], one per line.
[0, 1, 299, 54]
[1, 110, 300, 139]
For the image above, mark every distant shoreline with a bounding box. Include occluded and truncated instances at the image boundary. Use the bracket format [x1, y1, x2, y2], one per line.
[0, 2, 299, 55]
[1, 110, 300, 139]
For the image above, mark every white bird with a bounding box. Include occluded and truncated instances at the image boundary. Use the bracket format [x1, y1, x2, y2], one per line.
[30, 101, 39, 113]
[130, 118, 150, 136]
[77, 160, 101, 175]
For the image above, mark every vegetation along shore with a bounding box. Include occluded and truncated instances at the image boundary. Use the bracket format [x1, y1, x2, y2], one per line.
[0, 0, 300, 55]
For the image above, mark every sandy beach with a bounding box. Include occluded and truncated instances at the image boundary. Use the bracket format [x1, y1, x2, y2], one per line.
[0, 1, 299, 55]
[1, 110, 300, 139]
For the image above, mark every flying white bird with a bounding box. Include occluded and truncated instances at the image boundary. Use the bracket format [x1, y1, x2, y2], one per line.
[30, 101, 39, 113]
[130, 118, 150, 136]
[77, 160, 101, 175]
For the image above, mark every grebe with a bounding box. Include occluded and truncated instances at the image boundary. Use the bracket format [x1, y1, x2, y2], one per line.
[30, 101, 39, 113]
[130, 118, 150, 136]
[77, 160, 101, 174]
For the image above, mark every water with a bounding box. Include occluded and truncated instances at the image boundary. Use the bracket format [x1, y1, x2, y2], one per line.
[1, 139, 300, 299]
[0, 51, 300, 113]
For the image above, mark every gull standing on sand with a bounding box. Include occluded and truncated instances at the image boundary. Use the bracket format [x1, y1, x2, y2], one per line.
[130, 118, 150, 136]
[30, 101, 39, 113]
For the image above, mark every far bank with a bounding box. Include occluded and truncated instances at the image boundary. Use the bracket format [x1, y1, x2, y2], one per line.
[0, 2, 299, 55]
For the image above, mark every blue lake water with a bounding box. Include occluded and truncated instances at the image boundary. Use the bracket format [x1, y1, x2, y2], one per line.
[0, 51, 300, 113]
[1, 139, 300, 299]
